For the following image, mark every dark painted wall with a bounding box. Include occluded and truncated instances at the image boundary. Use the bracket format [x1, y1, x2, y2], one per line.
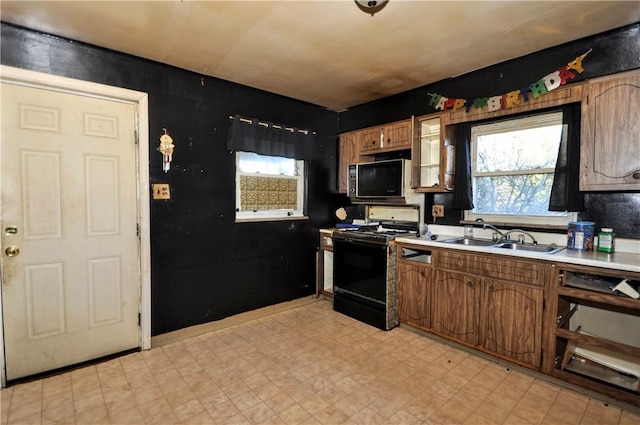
[339, 24, 640, 239]
[2, 23, 639, 337]
[1, 23, 344, 336]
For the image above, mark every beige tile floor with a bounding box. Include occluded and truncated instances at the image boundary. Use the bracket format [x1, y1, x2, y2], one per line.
[1, 300, 639, 425]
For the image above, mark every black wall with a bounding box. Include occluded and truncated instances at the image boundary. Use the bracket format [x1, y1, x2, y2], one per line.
[339, 23, 640, 239]
[1, 23, 343, 336]
[2, 22, 639, 337]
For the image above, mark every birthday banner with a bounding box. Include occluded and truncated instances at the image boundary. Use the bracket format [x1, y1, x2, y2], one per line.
[428, 49, 592, 113]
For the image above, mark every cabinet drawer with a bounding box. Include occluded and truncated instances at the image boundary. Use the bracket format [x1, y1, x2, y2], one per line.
[435, 250, 546, 286]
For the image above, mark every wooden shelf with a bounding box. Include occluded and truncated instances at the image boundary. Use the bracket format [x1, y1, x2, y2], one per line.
[558, 286, 640, 310]
[555, 328, 640, 359]
[563, 355, 639, 393]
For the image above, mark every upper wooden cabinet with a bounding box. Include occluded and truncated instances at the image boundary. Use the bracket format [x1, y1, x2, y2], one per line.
[338, 131, 360, 193]
[580, 69, 640, 191]
[411, 113, 455, 192]
[359, 119, 412, 155]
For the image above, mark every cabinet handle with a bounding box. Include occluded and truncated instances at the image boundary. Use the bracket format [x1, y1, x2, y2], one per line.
[489, 284, 496, 292]
[467, 281, 474, 288]
[633, 172, 640, 180]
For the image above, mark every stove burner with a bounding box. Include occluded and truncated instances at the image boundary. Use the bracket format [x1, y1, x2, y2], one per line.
[333, 223, 415, 245]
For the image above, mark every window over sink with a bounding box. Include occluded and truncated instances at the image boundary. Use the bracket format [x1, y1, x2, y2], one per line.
[465, 111, 576, 227]
[235, 152, 306, 221]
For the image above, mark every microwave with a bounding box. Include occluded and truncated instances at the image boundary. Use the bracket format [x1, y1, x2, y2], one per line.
[347, 159, 411, 198]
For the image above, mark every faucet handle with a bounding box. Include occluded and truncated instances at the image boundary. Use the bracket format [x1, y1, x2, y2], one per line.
[518, 234, 525, 244]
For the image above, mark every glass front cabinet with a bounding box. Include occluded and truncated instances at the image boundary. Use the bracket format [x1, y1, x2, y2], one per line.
[412, 113, 456, 192]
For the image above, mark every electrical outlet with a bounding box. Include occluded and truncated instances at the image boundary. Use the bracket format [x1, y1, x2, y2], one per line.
[153, 183, 170, 200]
[432, 204, 444, 217]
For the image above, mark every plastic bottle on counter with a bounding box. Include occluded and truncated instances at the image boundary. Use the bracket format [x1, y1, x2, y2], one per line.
[597, 228, 615, 253]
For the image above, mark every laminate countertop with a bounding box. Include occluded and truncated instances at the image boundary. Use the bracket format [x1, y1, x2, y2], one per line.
[395, 234, 640, 274]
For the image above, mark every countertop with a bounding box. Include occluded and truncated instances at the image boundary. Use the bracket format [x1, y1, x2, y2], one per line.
[395, 234, 640, 274]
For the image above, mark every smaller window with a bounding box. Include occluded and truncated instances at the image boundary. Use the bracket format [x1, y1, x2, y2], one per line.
[235, 152, 306, 221]
[466, 111, 575, 226]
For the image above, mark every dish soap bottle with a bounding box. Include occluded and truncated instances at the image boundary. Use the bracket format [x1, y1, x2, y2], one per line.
[597, 228, 615, 253]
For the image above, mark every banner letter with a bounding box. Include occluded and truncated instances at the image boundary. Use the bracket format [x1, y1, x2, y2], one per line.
[487, 96, 502, 112]
[504, 90, 522, 108]
[543, 71, 562, 91]
[529, 80, 548, 98]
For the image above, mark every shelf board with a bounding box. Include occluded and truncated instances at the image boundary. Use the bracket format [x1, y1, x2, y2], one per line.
[558, 286, 640, 310]
[564, 355, 639, 392]
[556, 328, 640, 358]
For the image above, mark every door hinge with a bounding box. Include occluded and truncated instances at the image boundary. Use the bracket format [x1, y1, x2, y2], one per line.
[134, 130, 139, 145]
[136, 222, 141, 240]
[138, 312, 142, 326]
[543, 298, 546, 310]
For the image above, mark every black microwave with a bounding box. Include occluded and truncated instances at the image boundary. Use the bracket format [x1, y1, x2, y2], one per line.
[347, 159, 410, 198]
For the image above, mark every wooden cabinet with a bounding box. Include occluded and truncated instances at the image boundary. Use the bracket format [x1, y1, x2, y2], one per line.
[432, 270, 480, 346]
[338, 131, 360, 193]
[397, 257, 432, 330]
[338, 118, 412, 192]
[549, 264, 640, 406]
[482, 279, 544, 367]
[359, 119, 412, 155]
[431, 249, 548, 369]
[580, 69, 640, 191]
[411, 113, 455, 192]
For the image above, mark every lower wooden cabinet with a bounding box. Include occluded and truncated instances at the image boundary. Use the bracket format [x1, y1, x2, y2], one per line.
[482, 279, 544, 368]
[397, 262, 432, 329]
[432, 270, 480, 346]
[397, 244, 548, 370]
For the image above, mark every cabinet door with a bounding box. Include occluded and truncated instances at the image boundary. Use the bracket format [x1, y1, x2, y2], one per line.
[482, 280, 544, 368]
[412, 113, 455, 192]
[338, 132, 359, 193]
[359, 127, 383, 154]
[432, 270, 480, 346]
[383, 120, 412, 150]
[580, 69, 640, 190]
[397, 262, 431, 330]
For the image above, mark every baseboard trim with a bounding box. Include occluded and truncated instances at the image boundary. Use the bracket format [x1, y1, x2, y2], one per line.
[151, 295, 319, 348]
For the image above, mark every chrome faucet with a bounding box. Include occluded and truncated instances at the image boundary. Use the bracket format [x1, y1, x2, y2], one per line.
[501, 229, 538, 245]
[474, 219, 505, 241]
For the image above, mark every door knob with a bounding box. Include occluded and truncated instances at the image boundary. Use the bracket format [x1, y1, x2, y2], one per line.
[5, 246, 20, 257]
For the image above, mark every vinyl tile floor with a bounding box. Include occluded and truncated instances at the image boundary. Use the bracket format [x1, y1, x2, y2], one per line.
[1, 300, 639, 425]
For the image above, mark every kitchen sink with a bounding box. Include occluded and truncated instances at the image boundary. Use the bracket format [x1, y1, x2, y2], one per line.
[495, 242, 565, 254]
[440, 237, 566, 254]
[440, 237, 497, 247]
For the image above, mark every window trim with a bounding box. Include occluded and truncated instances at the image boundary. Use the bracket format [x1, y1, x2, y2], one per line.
[464, 111, 575, 227]
[234, 152, 307, 222]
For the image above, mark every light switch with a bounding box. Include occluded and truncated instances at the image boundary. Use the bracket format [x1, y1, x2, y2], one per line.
[153, 183, 170, 200]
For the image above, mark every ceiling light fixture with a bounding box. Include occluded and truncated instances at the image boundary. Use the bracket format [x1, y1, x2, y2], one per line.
[355, 0, 389, 16]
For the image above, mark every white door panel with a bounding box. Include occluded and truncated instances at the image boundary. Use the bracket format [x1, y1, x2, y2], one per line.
[1, 82, 140, 380]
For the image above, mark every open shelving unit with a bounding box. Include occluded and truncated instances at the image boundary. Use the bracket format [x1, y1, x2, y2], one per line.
[552, 265, 640, 406]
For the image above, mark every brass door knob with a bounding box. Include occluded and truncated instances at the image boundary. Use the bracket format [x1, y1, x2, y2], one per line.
[5, 246, 20, 257]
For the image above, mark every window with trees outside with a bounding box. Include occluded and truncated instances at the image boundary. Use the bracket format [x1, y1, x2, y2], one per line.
[465, 111, 576, 226]
[235, 152, 305, 221]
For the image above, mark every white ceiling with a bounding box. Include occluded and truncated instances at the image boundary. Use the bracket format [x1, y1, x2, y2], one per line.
[1, 1, 638, 111]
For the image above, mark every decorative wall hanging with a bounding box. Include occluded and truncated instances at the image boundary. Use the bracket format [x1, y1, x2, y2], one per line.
[428, 49, 592, 114]
[158, 128, 175, 172]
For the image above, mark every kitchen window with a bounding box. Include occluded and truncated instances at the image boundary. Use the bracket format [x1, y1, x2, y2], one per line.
[465, 111, 576, 226]
[235, 151, 306, 221]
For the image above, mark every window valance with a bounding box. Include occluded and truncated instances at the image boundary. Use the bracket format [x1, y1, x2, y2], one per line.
[227, 115, 316, 160]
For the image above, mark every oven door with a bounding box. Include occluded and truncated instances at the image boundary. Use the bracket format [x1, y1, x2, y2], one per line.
[332, 237, 389, 329]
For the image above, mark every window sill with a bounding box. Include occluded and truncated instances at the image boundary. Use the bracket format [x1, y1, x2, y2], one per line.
[235, 215, 309, 223]
[459, 219, 568, 232]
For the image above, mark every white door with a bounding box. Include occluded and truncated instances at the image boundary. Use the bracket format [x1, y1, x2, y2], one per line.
[1, 81, 141, 381]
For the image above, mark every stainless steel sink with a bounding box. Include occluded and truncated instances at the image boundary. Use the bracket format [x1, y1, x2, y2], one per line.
[495, 242, 565, 254]
[440, 237, 566, 254]
[440, 237, 496, 247]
